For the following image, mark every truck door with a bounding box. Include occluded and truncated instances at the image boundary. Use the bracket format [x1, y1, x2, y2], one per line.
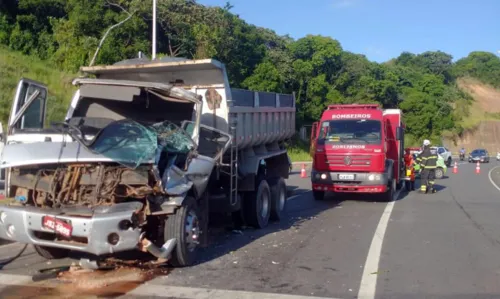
[6, 78, 48, 144]
[309, 122, 319, 157]
[2, 79, 48, 184]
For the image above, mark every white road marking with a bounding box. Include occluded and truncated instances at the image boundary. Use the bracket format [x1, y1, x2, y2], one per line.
[127, 284, 343, 299]
[488, 165, 500, 192]
[0, 273, 341, 299]
[357, 189, 401, 299]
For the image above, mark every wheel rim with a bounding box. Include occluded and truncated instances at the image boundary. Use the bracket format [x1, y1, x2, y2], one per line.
[185, 210, 200, 252]
[278, 185, 286, 211]
[259, 190, 270, 219]
[436, 169, 443, 178]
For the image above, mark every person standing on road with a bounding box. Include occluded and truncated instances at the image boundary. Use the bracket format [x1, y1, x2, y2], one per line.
[416, 140, 438, 194]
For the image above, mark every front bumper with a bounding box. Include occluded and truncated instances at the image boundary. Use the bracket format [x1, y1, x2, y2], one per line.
[311, 170, 389, 193]
[0, 202, 143, 256]
[469, 157, 487, 162]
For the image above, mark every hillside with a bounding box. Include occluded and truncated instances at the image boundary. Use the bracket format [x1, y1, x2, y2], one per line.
[444, 78, 500, 154]
[0, 46, 76, 127]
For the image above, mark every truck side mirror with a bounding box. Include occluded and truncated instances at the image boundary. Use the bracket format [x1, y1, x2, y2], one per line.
[396, 127, 403, 141]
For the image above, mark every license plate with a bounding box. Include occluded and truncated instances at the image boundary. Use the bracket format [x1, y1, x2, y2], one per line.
[42, 216, 72, 238]
[338, 174, 355, 180]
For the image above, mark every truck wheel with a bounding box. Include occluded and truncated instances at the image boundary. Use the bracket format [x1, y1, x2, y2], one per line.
[269, 177, 287, 221]
[446, 157, 452, 167]
[381, 179, 395, 202]
[34, 245, 69, 260]
[164, 196, 200, 267]
[313, 190, 325, 201]
[244, 179, 271, 229]
[434, 168, 444, 179]
[405, 181, 412, 191]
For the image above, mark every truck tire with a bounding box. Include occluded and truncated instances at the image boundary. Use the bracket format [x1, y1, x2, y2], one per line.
[313, 190, 325, 201]
[446, 157, 452, 167]
[269, 177, 287, 221]
[34, 245, 69, 260]
[164, 196, 200, 267]
[381, 179, 395, 202]
[405, 180, 411, 191]
[244, 179, 271, 229]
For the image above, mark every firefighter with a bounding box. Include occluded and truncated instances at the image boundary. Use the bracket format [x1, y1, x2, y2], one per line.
[415, 139, 438, 194]
[404, 148, 416, 190]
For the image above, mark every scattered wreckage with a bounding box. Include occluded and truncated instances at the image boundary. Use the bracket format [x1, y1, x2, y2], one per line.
[0, 57, 296, 267]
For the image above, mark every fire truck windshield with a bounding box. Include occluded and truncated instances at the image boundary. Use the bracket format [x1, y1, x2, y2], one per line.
[318, 119, 382, 145]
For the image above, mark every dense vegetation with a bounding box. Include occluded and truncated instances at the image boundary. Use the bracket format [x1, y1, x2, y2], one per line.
[1, 0, 500, 146]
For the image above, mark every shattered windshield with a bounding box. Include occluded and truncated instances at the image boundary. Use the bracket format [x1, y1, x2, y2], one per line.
[151, 121, 195, 154]
[79, 119, 195, 169]
[88, 119, 158, 169]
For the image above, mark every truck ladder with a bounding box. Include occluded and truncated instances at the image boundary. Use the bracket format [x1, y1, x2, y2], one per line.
[220, 118, 238, 206]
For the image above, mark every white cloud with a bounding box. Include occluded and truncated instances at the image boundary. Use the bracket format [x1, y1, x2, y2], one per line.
[331, 0, 357, 8]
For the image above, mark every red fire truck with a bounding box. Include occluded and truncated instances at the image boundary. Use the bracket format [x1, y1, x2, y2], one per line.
[310, 104, 405, 201]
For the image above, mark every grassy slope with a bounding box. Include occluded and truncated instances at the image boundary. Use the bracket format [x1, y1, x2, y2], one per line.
[0, 47, 76, 127]
[457, 77, 500, 129]
[443, 78, 500, 153]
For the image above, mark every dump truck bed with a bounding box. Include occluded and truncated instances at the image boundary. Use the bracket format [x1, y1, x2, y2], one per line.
[81, 57, 296, 149]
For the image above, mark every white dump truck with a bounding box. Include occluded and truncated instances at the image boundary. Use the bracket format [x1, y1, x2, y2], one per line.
[0, 57, 295, 266]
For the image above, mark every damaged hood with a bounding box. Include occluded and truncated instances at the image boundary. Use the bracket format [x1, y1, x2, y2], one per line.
[0, 141, 155, 168]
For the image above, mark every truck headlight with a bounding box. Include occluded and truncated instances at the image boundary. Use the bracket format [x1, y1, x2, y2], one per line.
[320, 173, 327, 180]
[368, 174, 381, 181]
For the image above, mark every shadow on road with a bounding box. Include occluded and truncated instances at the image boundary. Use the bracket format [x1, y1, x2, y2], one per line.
[196, 185, 341, 266]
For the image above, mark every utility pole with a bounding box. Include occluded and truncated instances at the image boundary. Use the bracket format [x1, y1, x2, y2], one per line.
[152, 0, 157, 60]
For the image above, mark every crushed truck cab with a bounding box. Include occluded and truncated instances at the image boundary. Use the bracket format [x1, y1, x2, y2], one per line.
[310, 104, 405, 201]
[0, 56, 295, 267]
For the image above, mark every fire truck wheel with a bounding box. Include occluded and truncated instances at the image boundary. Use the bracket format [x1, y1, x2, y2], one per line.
[244, 179, 271, 229]
[34, 245, 70, 260]
[313, 190, 325, 201]
[405, 181, 412, 191]
[381, 179, 395, 202]
[269, 177, 287, 221]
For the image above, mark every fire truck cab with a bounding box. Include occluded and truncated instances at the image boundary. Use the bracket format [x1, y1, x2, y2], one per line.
[310, 104, 405, 201]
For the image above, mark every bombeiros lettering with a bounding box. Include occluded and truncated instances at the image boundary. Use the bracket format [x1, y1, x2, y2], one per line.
[332, 145, 366, 149]
[332, 114, 372, 119]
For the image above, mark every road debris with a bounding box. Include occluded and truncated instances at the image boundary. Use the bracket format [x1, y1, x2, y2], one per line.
[0, 262, 170, 299]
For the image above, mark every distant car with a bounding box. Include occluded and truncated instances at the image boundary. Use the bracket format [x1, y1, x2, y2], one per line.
[468, 149, 490, 163]
[497, 152, 500, 161]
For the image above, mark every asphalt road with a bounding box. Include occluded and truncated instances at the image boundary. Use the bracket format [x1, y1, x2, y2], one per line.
[1, 161, 500, 298]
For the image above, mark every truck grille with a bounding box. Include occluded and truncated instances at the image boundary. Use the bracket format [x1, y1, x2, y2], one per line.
[326, 155, 371, 167]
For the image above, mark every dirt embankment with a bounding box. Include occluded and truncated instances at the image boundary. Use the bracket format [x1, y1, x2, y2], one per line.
[445, 78, 500, 154]
[448, 121, 500, 154]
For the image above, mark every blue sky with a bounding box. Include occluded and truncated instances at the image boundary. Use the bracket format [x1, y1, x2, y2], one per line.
[197, 0, 500, 62]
